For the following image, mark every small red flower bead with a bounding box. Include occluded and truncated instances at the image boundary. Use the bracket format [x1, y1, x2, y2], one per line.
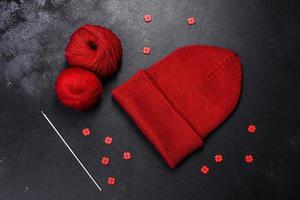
[214, 154, 223, 163]
[144, 14, 152, 23]
[245, 154, 254, 163]
[123, 152, 132, 160]
[143, 46, 151, 55]
[82, 128, 91, 137]
[200, 165, 209, 174]
[104, 136, 112, 145]
[107, 177, 116, 185]
[187, 17, 196, 25]
[248, 125, 256, 134]
[101, 156, 110, 165]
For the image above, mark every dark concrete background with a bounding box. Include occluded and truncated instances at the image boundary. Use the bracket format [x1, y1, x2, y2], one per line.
[0, 0, 299, 199]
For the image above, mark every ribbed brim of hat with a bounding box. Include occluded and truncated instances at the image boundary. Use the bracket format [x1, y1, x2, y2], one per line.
[112, 70, 203, 168]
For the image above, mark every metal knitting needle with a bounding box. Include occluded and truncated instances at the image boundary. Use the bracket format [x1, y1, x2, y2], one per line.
[41, 110, 103, 192]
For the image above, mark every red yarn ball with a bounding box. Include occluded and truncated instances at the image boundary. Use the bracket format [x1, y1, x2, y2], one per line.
[65, 24, 122, 78]
[55, 68, 102, 111]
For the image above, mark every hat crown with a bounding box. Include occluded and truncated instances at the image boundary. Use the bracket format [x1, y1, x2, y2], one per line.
[146, 45, 242, 137]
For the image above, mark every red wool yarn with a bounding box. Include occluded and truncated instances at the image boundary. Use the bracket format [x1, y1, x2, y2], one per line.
[55, 24, 122, 111]
[55, 68, 103, 111]
[65, 24, 122, 78]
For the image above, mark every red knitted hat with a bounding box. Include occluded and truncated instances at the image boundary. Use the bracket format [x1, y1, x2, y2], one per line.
[112, 45, 242, 168]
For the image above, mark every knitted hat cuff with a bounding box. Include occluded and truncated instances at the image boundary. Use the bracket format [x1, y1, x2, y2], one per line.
[112, 69, 203, 168]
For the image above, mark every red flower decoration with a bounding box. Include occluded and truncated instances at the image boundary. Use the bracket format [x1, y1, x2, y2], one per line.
[143, 46, 151, 55]
[200, 165, 209, 174]
[104, 136, 113, 145]
[101, 156, 110, 165]
[187, 17, 196, 25]
[248, 124, 256, 133]
[123, 152, 132, 160]
[107, 177, 116, 185]
[82, 128, 91, 137]
[144, 14, 152, 23]
[214, 154, 223, 163]
[245, 154, 254, 163]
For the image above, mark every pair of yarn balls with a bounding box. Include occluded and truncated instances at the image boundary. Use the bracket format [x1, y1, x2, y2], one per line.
[55, 24, 122, 111]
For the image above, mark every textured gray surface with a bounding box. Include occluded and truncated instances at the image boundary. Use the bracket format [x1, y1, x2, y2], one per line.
[0, 0, 299, 199]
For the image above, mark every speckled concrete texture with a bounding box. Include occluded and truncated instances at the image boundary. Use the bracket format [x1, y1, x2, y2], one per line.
[0, 0, 299, 199]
